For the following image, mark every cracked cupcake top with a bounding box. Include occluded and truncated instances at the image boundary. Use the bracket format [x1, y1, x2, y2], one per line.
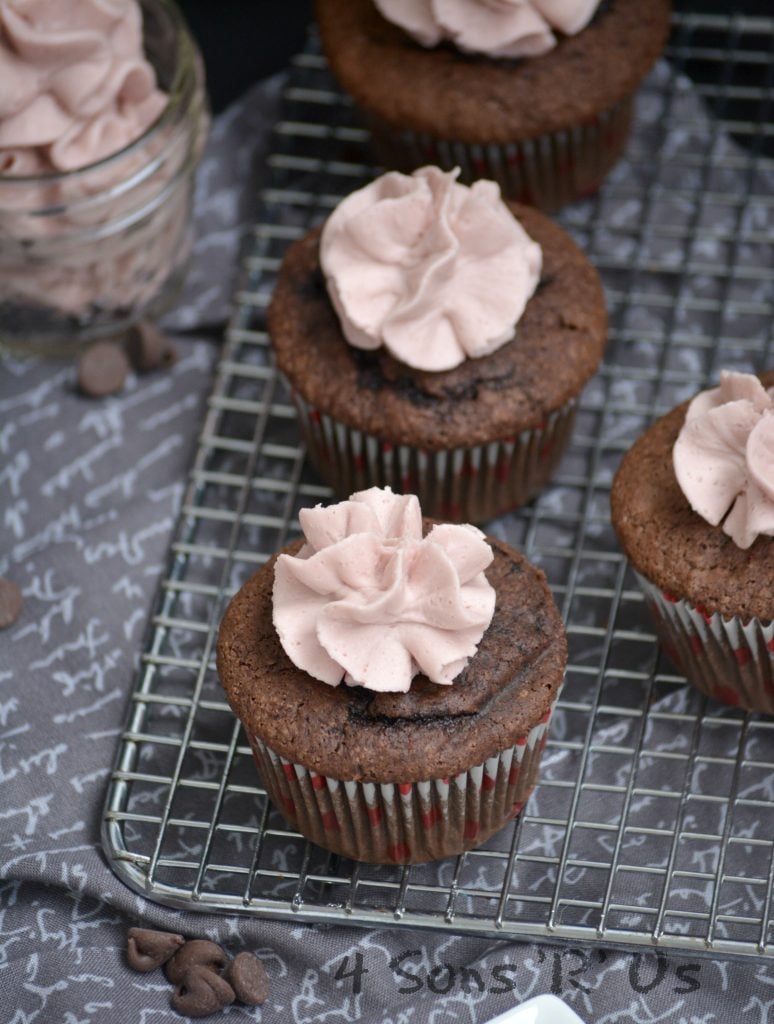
[373, 0, 600, 58]
[0, 0, 166, 175]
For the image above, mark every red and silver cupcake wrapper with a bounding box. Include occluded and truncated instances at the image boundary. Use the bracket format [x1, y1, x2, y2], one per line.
[293, 390, 577, 523]
[249, 705, 554, 864]
[364, 98, 633, 212]
[637, 572, 774, 713]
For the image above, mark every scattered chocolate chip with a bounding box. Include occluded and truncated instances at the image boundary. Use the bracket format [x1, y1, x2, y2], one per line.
[127, 320, 178, 373]
[127, 928, 185, 973]
[225, 952, 269, 1006]
[0, 578, 22, 630]
[165, 939, 229, 985]
[77, 341, 129, 397]
[172, 967, 235, 1019]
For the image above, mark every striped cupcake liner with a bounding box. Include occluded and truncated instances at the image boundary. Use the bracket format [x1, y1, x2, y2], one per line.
[637, 572, 774, 713]
[364, 98, 633, 212]
[249, 705, 554, 864]
[292, 390, 577, 523]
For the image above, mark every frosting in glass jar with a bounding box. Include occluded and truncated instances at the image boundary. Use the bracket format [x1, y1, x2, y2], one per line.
[673, 370, 774, 550]
[0, 0, 167, 175]
[0, 0, 208, 351]
[272, 487, 496, 692]
[320, 166, 542, 373]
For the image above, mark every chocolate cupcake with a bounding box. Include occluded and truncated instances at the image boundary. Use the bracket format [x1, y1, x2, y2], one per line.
[269, 167, 607, 523]
[217, 487, 566, 864]
[611, 371, 774, 712]
[315, 0, 671, 210]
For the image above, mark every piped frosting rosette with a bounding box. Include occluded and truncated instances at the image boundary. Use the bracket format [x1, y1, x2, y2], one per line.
[374, 0, 601, 58]
[0, 0, 206, 329]
[673, 370, 774, 550]
[272, 486, 496, 693]
[320, 166, 542, 373]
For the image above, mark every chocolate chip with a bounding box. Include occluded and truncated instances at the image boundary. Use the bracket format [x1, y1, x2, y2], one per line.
[127, 320, 178, 373]
[127, 928, 185, 973]
[172, 967, 235, 1019]
[77, 341, 129, 397]
[0, 578, 22, 630]
[165, 939, 229, 985]
[225, 952, 269, 1006]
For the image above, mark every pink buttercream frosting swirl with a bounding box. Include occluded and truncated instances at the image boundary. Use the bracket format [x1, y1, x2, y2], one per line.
[320, 166, 542, 373]
[0, 0, 167, 175]
[374, 0, 601, 59]
[272, 487, 496, 693]
[673, 370, 774, 550]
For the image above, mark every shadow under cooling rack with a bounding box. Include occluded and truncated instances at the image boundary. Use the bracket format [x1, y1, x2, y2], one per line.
[103, 13, 774, 959]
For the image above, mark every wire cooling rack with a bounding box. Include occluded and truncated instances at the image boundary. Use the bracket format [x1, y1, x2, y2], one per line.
[103, 13, 774, 959]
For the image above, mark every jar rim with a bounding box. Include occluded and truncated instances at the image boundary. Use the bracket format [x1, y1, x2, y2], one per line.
[0, 0, 196, 186]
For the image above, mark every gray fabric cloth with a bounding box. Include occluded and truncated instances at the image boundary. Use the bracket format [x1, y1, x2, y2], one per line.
[2, 67, 773, 1024]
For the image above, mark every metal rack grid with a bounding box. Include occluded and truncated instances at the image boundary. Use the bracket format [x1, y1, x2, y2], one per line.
[102, 13, 774, 959]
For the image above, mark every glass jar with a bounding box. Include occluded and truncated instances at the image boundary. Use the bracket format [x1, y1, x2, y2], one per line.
[0, 0, 209, 356]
